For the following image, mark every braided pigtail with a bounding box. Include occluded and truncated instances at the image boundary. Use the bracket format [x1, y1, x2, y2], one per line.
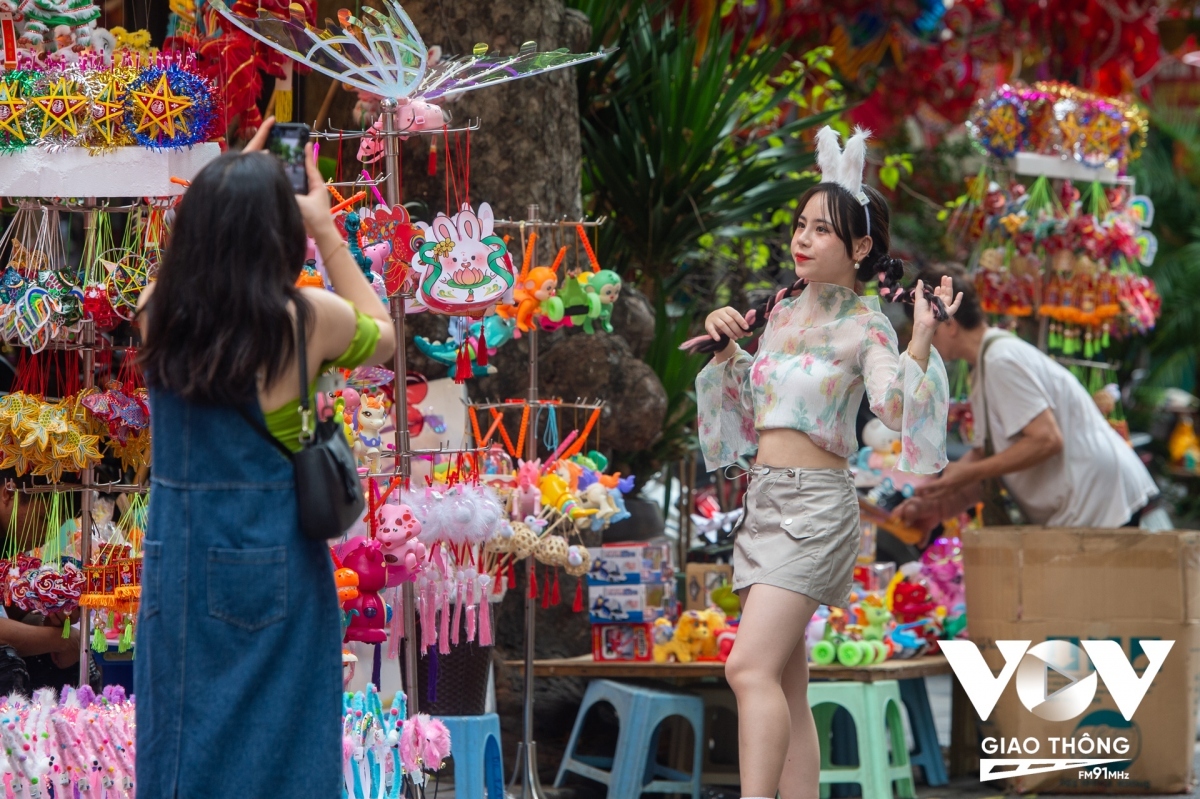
[863, 253, 949, 321]
[681, 279, 808, 354]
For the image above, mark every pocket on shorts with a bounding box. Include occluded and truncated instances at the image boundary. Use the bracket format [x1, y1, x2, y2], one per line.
[207, 546, 288, 631]
[797, 475, 857, 540]
[753, 476, 812, 541]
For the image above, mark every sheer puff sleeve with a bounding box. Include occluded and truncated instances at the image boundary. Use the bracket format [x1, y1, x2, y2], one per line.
[860, 315, 949, 474]
[695, 346, 758, 472]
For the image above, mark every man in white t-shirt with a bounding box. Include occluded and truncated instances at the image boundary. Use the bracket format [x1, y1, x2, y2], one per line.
[896, 268, 1158, 531]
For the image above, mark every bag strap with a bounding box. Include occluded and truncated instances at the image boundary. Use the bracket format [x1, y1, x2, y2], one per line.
[238, 404, 296, 461]
[976, 331, 1012, 458]
[296, 310, 314, 444]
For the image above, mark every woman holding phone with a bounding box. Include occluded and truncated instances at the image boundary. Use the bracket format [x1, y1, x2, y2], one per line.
[135, 118, 396, 798]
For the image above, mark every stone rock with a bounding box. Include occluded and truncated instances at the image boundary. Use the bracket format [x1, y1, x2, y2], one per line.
[610, 285, 656, 359]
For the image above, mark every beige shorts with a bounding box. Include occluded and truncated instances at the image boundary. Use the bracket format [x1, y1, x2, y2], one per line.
[732, 466, 860, 608]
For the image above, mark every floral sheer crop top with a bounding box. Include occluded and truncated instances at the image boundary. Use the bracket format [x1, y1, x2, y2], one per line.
[695, 282, 949, 474]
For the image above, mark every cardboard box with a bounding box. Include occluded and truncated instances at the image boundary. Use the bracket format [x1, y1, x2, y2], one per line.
[591, 623, 654, 661]
[588, 582, 672, 624]
[685, 563, 733, 610]
[962, 527, 1200, 794]
[587, 543, 670, 585]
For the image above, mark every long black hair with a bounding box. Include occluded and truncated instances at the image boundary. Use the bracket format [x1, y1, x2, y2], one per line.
[683, 182, 945, 354]
[139, 151, 311, 405]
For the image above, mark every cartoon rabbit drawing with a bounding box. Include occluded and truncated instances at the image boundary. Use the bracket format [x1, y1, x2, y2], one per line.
[414, 203, 514, 315]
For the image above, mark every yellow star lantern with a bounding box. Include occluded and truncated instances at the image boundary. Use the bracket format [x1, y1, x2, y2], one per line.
[89, 76, 126, 145]
[32, 78, 89, 138]
[0, 81, 29, 142]
[132, 74, 193, 140]
[1058, 112, 1086, 151]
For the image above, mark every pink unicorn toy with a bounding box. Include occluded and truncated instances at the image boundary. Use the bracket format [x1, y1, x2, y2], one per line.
[512, 459, 542, 520]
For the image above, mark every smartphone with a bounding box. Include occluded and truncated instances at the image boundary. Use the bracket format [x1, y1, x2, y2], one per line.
[267, 122, 310, 194]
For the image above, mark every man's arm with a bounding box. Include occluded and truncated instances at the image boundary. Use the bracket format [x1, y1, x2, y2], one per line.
[917, 408, 1063, 501]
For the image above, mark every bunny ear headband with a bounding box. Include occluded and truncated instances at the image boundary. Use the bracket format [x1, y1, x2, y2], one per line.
[815, 125, 872, 236]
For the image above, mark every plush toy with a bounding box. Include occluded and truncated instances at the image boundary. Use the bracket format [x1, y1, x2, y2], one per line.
[340, 537, 389, 644]
[652, 615, 695, 663]
[695, 608, 727, 659]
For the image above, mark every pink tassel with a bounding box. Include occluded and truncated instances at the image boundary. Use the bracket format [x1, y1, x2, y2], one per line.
[451, 575, 464, 645]
[478, 575, 494, 646]
[465, 578, 477, 643]
[4, 772, 14, 799]
[439, 581, 451, 654]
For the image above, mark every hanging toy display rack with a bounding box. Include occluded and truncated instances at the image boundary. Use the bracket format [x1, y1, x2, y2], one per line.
[486, 207, 607, 799]
[1, 199, 168, 686]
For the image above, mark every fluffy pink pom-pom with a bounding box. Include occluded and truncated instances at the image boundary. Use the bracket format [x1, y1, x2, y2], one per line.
[400, 714, 452, 773]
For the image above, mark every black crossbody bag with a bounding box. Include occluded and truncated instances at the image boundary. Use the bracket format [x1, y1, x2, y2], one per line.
[239, 317, 365, 541]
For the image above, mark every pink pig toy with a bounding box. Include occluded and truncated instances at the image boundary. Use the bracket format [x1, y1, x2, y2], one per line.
[377, 503, 427, 585]
[358, 99, 447, 163]
[340, 538, 390, 644]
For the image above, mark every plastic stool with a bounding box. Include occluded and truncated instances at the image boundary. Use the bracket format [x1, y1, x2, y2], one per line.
[810, 680, 916, 799]
[435, 714, 504, 799]
[899, 678, 948, 787]
[555, 679, 703, 799]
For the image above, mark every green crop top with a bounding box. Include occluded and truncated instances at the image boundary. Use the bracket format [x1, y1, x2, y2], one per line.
[264, 306, 382, 452]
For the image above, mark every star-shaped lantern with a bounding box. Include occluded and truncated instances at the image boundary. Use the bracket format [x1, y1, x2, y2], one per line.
[131, 74, 193, 140]
[0, 81, 28, 142]
[89, 76, 126, 145]
[32, 78, 89, 138]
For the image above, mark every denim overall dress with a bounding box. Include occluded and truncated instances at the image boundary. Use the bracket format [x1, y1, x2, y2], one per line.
[135, 387, 342, 798]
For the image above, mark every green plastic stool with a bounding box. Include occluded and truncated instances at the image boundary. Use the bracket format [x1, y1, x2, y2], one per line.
[809, 680, 916, 799]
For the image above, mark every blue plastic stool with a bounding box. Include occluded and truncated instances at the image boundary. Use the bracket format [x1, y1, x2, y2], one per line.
[899, 678, 947, 787]
[435, 714, 505, 799]
[555, 679, 703, 799]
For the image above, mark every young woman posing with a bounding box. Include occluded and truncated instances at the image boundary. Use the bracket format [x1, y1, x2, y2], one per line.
[692, 127, 961, 799]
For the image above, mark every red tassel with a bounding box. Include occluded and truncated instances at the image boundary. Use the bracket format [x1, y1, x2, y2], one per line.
[529, 563, 538, 599]
[551, 571, 561, 606]
[508, 562, 516, 589]
[476, 322, 488, 367]
[427, 140, 438, 176]
[572, 579, 584, 613]
[541, 573, 551, 609]
[454, 342, 470, 384]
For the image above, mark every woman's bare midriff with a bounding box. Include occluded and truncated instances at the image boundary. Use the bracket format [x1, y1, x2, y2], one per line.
[756, 428, 849, 470]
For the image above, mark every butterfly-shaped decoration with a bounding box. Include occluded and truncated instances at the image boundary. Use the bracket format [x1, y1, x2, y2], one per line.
[209, 0, 608, 102]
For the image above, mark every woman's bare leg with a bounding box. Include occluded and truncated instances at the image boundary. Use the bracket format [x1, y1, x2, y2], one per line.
[725, 584, 822, 798]
[778, 633, 821, 799]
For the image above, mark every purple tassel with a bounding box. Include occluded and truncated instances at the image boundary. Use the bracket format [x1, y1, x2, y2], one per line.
[372, 643, 382, 688]
[427, 646, 439, 704]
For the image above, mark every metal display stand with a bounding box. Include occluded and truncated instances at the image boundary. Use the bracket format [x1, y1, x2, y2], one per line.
[481, 207, 607, 799]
